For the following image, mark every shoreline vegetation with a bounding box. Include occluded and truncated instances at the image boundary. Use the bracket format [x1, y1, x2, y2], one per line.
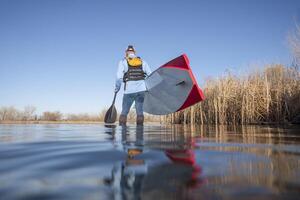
[1, 63, 299, 126]
[165, 64, 300, 125]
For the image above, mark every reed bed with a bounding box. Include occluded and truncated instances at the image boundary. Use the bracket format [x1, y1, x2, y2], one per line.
[165, 64, 300, 125]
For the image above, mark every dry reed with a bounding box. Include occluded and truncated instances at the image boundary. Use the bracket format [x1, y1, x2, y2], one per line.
[165, 64, 300, 125]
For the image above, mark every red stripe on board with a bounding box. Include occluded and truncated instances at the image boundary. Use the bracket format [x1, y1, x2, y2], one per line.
[161, 65, 188, 71]
[186, 63, 205, 102]
[161, 54, 189, 70]
[165, 149, 195, 165]
[177, 85, 204, 111]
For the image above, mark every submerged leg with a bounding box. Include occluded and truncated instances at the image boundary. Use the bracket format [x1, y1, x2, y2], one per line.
[119, 93, 134, 126]
[119, 94, 134, 125]
[119, 115, 127, 126]
[135, 92, 145, 125]
[136, 115, 144, 126]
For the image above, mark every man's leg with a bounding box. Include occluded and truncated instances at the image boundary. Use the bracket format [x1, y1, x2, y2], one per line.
[135, 92, 145, 125]
[119, 93, 134, 126]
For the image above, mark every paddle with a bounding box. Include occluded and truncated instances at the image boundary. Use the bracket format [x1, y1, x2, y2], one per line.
[104, 92, 118, 123]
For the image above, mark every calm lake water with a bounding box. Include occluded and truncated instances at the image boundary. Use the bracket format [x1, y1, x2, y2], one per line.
[0, 124, 299, 200]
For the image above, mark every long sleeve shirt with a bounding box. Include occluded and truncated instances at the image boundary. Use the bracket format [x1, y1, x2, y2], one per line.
[115, 57, 152, 94]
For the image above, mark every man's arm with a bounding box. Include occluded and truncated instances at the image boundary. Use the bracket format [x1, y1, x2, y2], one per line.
[115, 60, 124, 92]
[143, 61, 152, 76]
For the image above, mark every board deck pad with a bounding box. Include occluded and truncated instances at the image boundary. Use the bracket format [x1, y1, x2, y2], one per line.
[143, 54, 205, 115]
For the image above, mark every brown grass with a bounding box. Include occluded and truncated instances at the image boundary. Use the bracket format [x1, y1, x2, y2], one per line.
[165, 64, 300, 125]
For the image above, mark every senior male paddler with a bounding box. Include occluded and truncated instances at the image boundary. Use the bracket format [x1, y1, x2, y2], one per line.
[114, 45, 152, 126]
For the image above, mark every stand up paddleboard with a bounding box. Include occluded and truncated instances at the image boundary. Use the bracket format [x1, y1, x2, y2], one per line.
[144, 54, 205, 115]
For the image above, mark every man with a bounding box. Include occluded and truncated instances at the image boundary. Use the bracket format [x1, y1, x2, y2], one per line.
[115, 45, 152, 126]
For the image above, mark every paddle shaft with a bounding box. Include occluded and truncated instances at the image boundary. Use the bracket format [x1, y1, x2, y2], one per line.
[111, 91, 117, 106]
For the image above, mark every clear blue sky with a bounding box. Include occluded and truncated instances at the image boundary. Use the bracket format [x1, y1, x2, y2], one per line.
[0, 0, 299, 114]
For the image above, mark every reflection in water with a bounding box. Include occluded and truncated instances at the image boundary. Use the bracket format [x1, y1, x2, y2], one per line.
[104, 125, 204, 200]
[104, 126, 147, 200]
[0, 124, 299, 199]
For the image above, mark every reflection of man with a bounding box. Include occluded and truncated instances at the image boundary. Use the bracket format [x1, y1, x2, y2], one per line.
[114, 45, 152, 126]
[104, 126, 147, 199]
[104, 126, 204, 199]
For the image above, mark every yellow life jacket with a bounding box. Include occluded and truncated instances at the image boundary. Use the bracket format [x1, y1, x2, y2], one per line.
[126, 57, 143, 67]
[123, 56, 146, 87]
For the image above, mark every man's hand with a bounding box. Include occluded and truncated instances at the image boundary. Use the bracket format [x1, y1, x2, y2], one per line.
[115, 85, 120, 93]
[115, 79, 122, 93]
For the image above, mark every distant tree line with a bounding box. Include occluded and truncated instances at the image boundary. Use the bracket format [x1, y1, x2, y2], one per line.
[0, 106, 100, 122]
[0, 106, 160, 122]
[0, 106, 37, 121]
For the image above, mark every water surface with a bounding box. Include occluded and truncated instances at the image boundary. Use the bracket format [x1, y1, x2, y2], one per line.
[0, 124, 299, 200]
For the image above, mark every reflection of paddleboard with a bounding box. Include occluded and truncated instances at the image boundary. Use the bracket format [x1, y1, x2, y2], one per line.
[144, 54, 205, 115]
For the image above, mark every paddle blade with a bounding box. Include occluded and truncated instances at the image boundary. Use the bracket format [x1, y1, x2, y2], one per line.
[104, 105, 117, 123]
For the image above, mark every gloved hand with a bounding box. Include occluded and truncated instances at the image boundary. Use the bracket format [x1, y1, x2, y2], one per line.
[115, 79, 122, 93]
[115, 85, 120, 93]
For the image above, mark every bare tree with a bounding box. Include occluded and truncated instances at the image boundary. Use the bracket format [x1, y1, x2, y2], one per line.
[0, 107, 8, 121]
[66, 113, 100, 121]
[22, 106, 36, 121]
[0, 106, 23, 121]
[99, 109, 107, 121]
[0, 106, 18, 121]
[42, 111, 62, 121]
